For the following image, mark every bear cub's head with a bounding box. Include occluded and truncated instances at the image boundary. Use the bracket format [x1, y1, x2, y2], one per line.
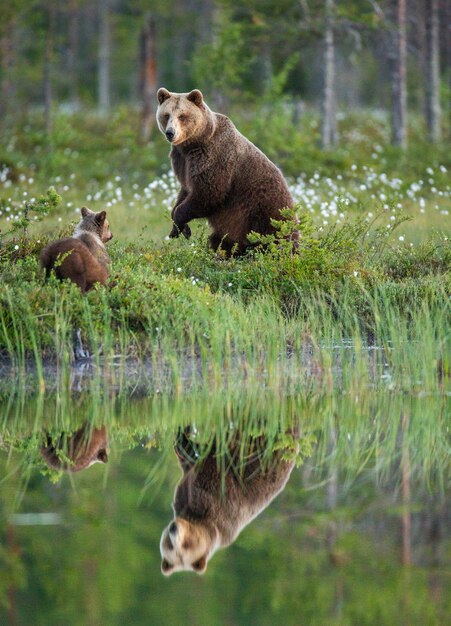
[160, 517, 219, 576]
[156, 88, 211, 146]
[77, 206, 113, 243]
[41, 425, 109, 473]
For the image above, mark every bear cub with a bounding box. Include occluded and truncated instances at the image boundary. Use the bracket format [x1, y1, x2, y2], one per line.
[157, 88, 296, 255]
[41, 425, 108, 473]
[40, 207, 112, 292]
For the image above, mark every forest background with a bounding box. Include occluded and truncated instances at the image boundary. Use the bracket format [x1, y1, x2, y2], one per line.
[0, 0, 448, 149]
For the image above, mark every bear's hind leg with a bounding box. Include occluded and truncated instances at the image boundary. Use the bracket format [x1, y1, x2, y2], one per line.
[58, 252, 88, 292]
[209, 233, 242, 257]
[208, 232, 223, 252]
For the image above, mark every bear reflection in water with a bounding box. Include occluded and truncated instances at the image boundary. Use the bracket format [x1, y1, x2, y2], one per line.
[41, 425, 108, 473]
[161, 428, 298, 576]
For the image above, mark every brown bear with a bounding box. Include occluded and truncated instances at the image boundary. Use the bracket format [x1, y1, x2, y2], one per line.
[40, 207, 113, 292]
[156, 88, 296, 255]
[160, 428, 298, 575]
[41, 425, 108, 473]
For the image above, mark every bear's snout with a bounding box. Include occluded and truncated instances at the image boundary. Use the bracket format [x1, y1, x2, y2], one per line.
[169, 521, 178, 535]
[165, 128, 175, 142]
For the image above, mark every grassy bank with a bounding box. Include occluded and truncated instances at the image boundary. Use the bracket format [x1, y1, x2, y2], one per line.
[0, 213, 449, 386]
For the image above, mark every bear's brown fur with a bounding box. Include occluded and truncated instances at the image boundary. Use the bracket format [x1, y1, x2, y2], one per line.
[160, 429, 297, 575]
[40, 207, 112, 292]
[41, 425, 108, 473]
[156, 88, 296, 255]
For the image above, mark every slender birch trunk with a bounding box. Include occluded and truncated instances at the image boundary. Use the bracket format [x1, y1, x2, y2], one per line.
[425, 0, 441, 142]
[98, 0, 111, 113]
[0, 18, 17, 117]
[44, 2, 56, 135]
[68, 0, 79, 108]
[320, 0, 337, 149]
[138, 14, 157, 144]
[390, 0, 407, 148]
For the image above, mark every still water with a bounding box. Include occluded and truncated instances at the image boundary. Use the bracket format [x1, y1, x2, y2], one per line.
[0, 366, 449, 626]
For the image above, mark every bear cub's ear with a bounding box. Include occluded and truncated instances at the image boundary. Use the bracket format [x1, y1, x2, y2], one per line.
[157, 87, 171, 105]
[81, 206, 94, 218]
[95, 210, 107, 224]
[187, 89, 203, 107]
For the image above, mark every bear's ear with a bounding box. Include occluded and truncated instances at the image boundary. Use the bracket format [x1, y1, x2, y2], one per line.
[157, 88, 171, 105]
[95, 210, 106, 224]
[187, 89, 203, 107]
[97, 448, 108, 464]
[192, 555, 207, 574]
[81, 206, 93, 218]
[161, 559, 174, 576]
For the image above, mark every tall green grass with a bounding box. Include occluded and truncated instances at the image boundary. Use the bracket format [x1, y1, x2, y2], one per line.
[1, 211, 449, 374]
[0, 278, 448, 394]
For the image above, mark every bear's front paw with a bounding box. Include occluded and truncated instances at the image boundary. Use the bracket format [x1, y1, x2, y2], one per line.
[169, 223, 191, 239]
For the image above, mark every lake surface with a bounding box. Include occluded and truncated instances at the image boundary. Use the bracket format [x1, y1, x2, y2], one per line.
[0, 360, 449, 626]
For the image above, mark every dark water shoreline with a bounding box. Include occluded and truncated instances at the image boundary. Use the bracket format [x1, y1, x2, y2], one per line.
[0, 339, 398, 396]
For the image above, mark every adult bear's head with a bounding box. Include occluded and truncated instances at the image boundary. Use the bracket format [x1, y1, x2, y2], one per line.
[160, 517, 220, 576]
[156, 88, 214, 146]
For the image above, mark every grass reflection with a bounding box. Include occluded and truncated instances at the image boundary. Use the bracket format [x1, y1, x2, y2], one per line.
[1, 388, 448, 499]
[0, 389, 449, 625]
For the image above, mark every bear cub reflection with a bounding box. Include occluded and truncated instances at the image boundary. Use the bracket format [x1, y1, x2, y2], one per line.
[41, 425, 108, 472]
[160, 428, 298, 575]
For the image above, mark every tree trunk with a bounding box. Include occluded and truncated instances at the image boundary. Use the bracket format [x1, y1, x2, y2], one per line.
[138, 14, 157, 144]
[98, 0, 111, 113]
[44, 2, 56, 135]
[68, 0, 79, 108]
[257, 36, 272, 95]
[171, 0, 189, 90]
[320, 0, 337, 149]
[390, 0, 407, 148]
[424, 0, 441, 142]
[445, 0, 451, 104]
[0, 18, 17, 117]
